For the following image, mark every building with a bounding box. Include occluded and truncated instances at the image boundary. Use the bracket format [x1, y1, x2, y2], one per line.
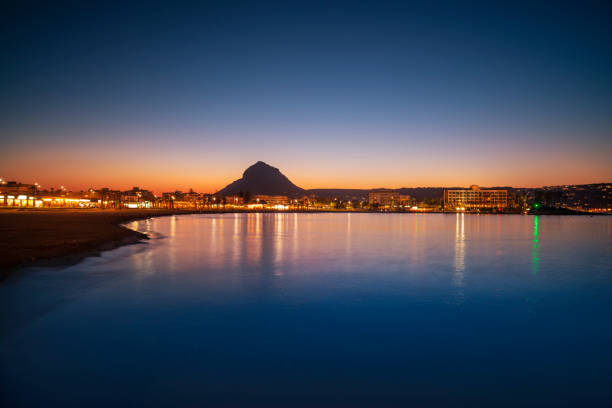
[254, 195, 289, 205]
[368, 190, 410, 207]
[224, 195, 245, 206]
[121, 187, 156, 209]
[444, 185, 508, 210]
[0, 181, 39, 207]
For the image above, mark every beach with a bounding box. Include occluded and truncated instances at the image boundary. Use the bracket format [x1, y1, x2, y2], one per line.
[0, 209, 201, 277]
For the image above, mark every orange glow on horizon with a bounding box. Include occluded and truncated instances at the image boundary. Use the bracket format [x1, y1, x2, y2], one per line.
[2, 159, 610, 195]
[3, 131, 611, 194]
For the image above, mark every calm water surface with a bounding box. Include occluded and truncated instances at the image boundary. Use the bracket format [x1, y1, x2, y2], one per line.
[1, 213, 611, 407]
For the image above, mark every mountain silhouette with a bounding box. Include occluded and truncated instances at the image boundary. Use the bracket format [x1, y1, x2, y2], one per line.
[216, 161, 306, 197]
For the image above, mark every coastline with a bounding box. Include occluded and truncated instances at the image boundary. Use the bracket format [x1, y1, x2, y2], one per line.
[0, 209, 205, 279]
[0, 208, 357, 278]
[1, 208, 605, 280]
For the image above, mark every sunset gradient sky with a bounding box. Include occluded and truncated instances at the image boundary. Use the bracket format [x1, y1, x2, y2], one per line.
[2, 1, 611, 193]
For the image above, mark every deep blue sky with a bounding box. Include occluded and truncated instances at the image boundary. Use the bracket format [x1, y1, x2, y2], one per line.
[2, 1, 611, 191]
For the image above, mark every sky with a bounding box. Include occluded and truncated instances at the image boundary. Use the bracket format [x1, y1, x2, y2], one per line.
[1, 0, 611, 193]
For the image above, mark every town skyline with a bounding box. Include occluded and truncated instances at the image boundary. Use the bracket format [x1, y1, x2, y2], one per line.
[2, 158, 611, 195]
[2, 173, 612, 196]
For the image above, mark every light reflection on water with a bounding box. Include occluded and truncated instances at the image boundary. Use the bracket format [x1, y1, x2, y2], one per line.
[453, 213, 465, 303]
[1, 213, 612, 407]
[532, 215, 540, 275]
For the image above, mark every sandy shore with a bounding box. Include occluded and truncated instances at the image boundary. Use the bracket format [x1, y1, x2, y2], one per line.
[0, 209, 203, 278]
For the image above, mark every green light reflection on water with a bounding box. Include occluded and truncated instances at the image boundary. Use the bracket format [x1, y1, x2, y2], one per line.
[532, 215, 539, 274]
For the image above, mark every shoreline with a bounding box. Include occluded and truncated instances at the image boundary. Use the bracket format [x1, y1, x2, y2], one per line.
[0, 209, 204, 279]
[1, 208, 606, 280]
[0, 208, 353, 278]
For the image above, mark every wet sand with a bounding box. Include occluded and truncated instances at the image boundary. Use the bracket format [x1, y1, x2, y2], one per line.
[0, 209, 200, 277]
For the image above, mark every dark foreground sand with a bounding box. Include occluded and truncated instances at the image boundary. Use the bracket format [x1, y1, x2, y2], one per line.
[0, 209, 201, 277]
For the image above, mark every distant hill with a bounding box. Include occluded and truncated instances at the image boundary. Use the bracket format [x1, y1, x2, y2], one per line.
[217, 162, 521, 201]
[216, 161, 306, 197]
[396, 188, 452, 201]
[306, 189, 370, 200]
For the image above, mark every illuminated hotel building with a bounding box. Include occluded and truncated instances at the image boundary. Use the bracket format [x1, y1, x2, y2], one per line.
[368, 190, 411, 207]
[444, 185, 508, 209]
